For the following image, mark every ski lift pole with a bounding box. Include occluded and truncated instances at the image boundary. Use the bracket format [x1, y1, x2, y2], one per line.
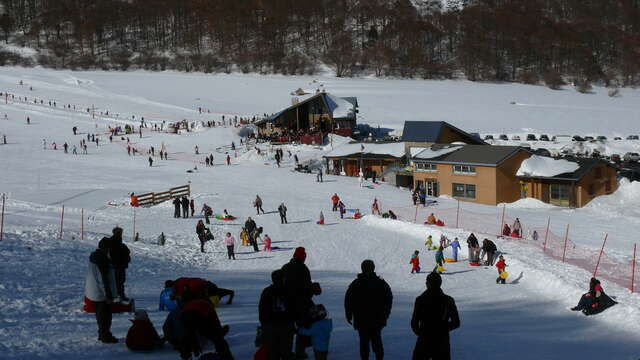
[0, 193, 5, 241]
[59, 205, 65, 240]
[455, 200, 460, 228]
[561, 224, 570, 263]
[631, 243, 637, 293]
[593, 233, 608, 277]
[132, 207, 136, 241]
[543, 217, 550, 252]
[81, 208, 84, 241]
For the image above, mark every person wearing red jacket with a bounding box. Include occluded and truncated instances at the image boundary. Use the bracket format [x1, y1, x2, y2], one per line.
[331, 193, 340, 212]
[410, 250, 421, 274]
[495, 255, 507, 284]
[173, 277, 207, 303]
[126, 309, 164, 351]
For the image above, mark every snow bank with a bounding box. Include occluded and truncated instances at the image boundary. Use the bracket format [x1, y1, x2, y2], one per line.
[413, 145, 462, 159]
[582, 179, 640, 218]
[325, 142, 405, 158]
[516, 155, 579, 177]
[499, 197, 556, 209]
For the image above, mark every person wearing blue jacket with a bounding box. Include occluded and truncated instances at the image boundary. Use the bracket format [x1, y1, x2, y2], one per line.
[159, 280, 178, 311]
[450, 238, 461, 262]
[298, 304, 333, 360]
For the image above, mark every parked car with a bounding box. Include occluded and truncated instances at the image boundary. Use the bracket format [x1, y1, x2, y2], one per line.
[619, 168, 640, 182]
[627, 135, 639, 140]
[623, 152, 640, 162]
[499, 134, 509, 140]
[526, 134, 537, 141]
[572, 135, 585, 141]
[596, 136, 607, 141]
[584, 136, 595, 141]
[614, 136, 622, 140]
[484, 134, 494, 140]
[511, 135, 521, 141]
[539, 134, 550, 141]
[553, 135, 572, 142]
[610, 154, 621, 162]
[534, 148, 552, 157]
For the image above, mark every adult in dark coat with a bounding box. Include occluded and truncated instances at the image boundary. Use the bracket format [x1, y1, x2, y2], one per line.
[481, 239, 497, 266]
[181, 196, 189, 218]
[281, 247, 318, 358]
[196, 220, 207, 253]
[244, 217, 258, 250]
[278, 203, 288, 224]
[259, 269, 295, 359]
[85, 241, 118, 343]
[173, 197, 181, 218]
[106, 227, 131, 300]
[345, 260, 393, 360]
[411, 272, 460, 360]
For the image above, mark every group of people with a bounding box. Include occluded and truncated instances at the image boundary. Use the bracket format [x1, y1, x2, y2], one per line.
[502, 218, 523, 238]
[173, 196, 195, 218]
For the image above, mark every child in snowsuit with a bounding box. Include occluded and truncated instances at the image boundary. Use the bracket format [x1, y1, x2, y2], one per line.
[298, 304, 333, 360]
[125, 310, 164, 352]
[425, 235, 434, 250]
[263, 234, 272, 252]
[410, 251, 421, 273]
[495, 255, 507, 284]
[450, 238, 461, 261]
[317, 211, 325, 225]
[159, 280, 178, 311]
[434, 247, 445, 273]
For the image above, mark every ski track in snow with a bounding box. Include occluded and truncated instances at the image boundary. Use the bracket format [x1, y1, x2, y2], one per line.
[0, 67, 639, 359]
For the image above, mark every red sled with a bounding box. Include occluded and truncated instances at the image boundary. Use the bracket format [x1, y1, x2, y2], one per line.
[510, 231, 521, 238]
[83, 296, 134, 313]
[469, 262, 482, 266]
[436, 220, 445, 227]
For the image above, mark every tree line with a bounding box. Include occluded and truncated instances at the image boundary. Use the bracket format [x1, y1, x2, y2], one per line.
[1, 0, 639, 87]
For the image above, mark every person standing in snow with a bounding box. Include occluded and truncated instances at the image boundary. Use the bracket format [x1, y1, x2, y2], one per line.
[450, 238, 461, 262]
[189, 199, 195, 217]
[278, 202, 288, 224]
[344, 260, 393, 360]
[275, 151, 281, 167]
[466, 233, 480, 263]
[297, 304, 333, 360]
[338, 201, 346, 219]
[148, 156, 153, 167]
[201, 203, 213, 224]
[358, 171, 364, 187]
[63, 142, 68, 153]
[259, 269, 295, 360]
[226, 154, 231, 165]
[495, 255, 507, 284]
[244, 217, 258, 251]
[410, 251, 421, 274]
[316, 168, 323, 182]
[411, 272, 460, 360]
[172, 197, 181, 218]
[294, 154, 299, 167]
[84, 241, 118, 343]
[482, 239, 497, 266]
[196, 220, 208, 253]
[103, 226, 131, 301]
[254, 195, 265, 215]
[224, 232, 236, 260]
[371, 198, 381, 215]
[263, 234, 272, 252]
[434, 246, 445, 273]
[331, 193, 340, 212]
[181, 196, 189, 218]
[209, 153, 214, 166]
[318, 211, 325, 225]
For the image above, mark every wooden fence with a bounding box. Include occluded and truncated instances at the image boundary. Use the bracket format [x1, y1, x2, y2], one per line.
[137, 184, 191, 207]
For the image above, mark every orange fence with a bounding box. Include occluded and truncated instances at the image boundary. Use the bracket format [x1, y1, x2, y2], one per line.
[389, 201, 638, 292]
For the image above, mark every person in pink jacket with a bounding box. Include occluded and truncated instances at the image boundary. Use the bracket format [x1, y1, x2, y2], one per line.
[224, 232, 236, 260]
[263, 234, 272, 252]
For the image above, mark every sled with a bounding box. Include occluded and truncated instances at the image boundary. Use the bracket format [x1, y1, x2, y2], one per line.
[499, 271, 509, 279]
[436, 220, 445, 227]
[241, 231, 249, 246]
[469, 262, 482, 266]
[444, 258, 457, 263]
[582, 294, 617, 316]
[215, 215, 236, 221]
[83, 296, 134, 313]
[437, 265, 445, 273]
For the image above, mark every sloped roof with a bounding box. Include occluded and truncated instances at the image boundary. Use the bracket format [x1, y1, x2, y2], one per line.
[257, 92, 357, 126]
[401, 121, 485, 145]
[412, 144, 524, 166]
[325, 142, 405, 159]
[517, 157, 607, 181]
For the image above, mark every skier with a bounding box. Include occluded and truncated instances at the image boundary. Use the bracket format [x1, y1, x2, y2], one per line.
[434, 246, 445, 273]
[278, 202, 288, 224]
[495, 255, 507, 284]
[331, 193, 340, 211]
[181, 196, 189, 218]
[410, 251, 420, 273]
[254, 195, 265, 215]
[224, 232, 236, 260]
[411, 272, 460, 360]
[172, 197, 181, 218]
[450, 238, 461, 262]
[189, 199, 195, 217]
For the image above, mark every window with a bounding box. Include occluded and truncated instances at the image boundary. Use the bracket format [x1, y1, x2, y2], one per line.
[588, 184, 595, 196]
[452, 183, 476, 199]
[416, 162, 437, 172]
[550, 184, 571, 206]
[453, 165, 476, 175]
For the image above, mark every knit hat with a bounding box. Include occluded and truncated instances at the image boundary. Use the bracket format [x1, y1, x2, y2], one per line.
[293, 247, 307, 261]
[133, 309, 149, 321]
[426, 272, 442, 289]
[361, 259, 375, 273]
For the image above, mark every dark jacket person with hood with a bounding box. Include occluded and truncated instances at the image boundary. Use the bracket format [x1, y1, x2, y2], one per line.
[411, 272, 460, 360]
[84, 240, 118, 343]
[345, 259, 393, 360]
[106, 226, 131, 300]
[259, 269, 295, 359]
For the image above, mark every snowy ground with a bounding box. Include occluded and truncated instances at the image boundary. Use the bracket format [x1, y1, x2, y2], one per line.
[1, 67, 639, 359]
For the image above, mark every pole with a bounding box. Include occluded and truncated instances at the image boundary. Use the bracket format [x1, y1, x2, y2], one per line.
[543, 217, 550, 252]
[59, 205, 65, 240]
[593, 234, 608, 277]
[133, 207, 136, 240]
[499, 204, 506, 236]
[455, 200, 460, 228]
[0, 193, 5, 241]
[631, 243, 637, 293]
[561, 223, 570, 263]
[413, 204, 419, 224]
[81, 208, 84, 241]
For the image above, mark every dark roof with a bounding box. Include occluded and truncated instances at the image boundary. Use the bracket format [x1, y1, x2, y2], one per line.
[401, 121, 486, 145]
[517, 157, 607, 181]
[256, 93, 357, 126]
[413, 145, 525, 166]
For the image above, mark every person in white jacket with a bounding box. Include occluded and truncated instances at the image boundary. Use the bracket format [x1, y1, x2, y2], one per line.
[85, 241, 118, 343]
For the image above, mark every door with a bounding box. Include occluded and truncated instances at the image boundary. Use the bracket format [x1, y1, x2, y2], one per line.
[427, 180, 439, 197]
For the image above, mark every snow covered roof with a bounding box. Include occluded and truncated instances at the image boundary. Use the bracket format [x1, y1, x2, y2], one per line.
[258, 92, 358, 125]
[413, 144, 463, 159]
[412, 144, 524, 166]
[324, 142, 405, 159]
[516, 155, 580, 178]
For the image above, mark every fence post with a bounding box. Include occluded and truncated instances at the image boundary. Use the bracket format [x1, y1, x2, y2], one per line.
[0, 193, 5, 241]
[455, 200, 460, 228]
[59, 205, 65, 240]
[413, 204, 419, 224]
[632, 243, 637, 293]
[543, 217, 550, 252]
[81, 208, 84, 241]
[593, 233, 608, 277]
[498, 204, 506, 236]
[561, 223, 570, 262]
[133, 207, 136, 240]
